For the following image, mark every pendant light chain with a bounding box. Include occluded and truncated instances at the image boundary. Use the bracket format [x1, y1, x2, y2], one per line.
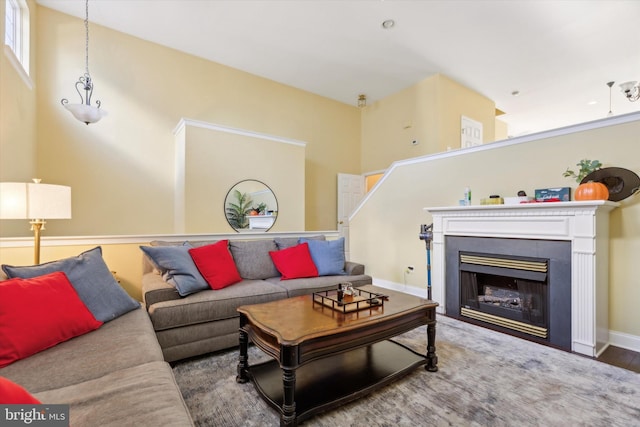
[84, 0, 90, 76]
[60, 0, 106, 124]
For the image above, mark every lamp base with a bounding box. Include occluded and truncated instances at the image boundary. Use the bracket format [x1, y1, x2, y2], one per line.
[29, 220, 45, 265]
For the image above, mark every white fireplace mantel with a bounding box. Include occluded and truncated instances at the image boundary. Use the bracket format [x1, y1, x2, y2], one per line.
[425, 201, 619, 357]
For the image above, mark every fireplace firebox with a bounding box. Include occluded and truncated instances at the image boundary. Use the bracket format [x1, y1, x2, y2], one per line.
[446, 236, 571, 351]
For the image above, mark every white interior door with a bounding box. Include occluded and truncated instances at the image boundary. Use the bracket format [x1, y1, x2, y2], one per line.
[461, 115, 483, 148]
[337, 173, 365, 260]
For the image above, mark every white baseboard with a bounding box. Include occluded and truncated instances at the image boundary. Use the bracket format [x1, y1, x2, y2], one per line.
[609, 329, 640, 353]
[374, 278, 640, 353]
[372, 278, 428, 298]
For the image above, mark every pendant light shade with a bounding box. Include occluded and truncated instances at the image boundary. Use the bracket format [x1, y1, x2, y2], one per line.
[63, 99, 105, 124]
[619, 81, 639, 102]
[61, 0, 106, 124]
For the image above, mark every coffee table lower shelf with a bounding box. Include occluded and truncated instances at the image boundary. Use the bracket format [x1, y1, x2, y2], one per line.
[248, 339, 426, 423]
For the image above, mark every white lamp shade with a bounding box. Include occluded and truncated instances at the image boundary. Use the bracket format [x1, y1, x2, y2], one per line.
[0, 182, 72, 219]
[64, 103, 107, 124]
[619, 81, 638, 93]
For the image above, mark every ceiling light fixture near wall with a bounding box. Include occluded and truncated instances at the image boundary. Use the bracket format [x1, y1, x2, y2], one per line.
[606, 81, 614, 116]
[382, 19, 395, 29]
[357, 94, 367, 108]
[61, 0, 106, 125]
[619, 81, 639, 102]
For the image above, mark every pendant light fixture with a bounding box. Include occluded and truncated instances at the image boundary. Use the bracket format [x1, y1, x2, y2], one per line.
[619, 81, 639, 102]
[61, 0, 106, 125]
[357, 94, 367, 108]
[606, 81, 614, 117]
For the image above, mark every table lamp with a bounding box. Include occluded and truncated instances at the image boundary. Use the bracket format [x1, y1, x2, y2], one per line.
[0, 179, 72, 264]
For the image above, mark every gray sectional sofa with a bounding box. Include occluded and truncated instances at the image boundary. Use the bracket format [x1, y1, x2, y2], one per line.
[0, 308, 194, 426]
[0, 247, 194, 426]
[0, 235, 369, 425]
[141, 235, 372, 362]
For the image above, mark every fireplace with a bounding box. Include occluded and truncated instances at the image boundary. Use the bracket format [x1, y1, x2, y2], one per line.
[446, 236, 571, 350]
[426, 201, 617, 357]
[460, 253, 547, 336]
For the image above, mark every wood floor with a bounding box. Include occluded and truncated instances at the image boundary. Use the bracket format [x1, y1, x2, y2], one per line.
[597, 345, 640, 373]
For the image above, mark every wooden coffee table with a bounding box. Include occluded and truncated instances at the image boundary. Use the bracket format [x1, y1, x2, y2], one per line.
[236, 285, 438, 426]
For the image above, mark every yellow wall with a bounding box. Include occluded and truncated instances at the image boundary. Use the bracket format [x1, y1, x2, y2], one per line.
[361, 80, 428, 172]
[436, 74, 496, 151]
[495, 117, 508, 141]
[365, 173, 383, 192]
[178, 122, 305, 233]
[1, 5, 361, 237]
[0, 242, 143, 300]
[360, 74, 496, 172]
[0, 1, 37, 183]
[349, 115, 640, 338]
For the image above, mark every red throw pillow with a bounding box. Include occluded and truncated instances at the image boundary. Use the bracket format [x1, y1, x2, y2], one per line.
[269, 243, 319, 280]
[0, 271, 103, 368]
[189, 240, 242, 290]
[0, 376, 41, 404]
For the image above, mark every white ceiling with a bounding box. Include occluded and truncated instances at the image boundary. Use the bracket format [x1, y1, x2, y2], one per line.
[37, 0, 640, 137]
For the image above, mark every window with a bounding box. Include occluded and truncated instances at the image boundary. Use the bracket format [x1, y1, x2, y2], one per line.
[4, 0, 30, 79]
[5, 0, 17, 50]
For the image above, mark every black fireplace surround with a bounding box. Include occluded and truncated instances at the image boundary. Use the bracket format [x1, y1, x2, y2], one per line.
[445, 236, 572, 351]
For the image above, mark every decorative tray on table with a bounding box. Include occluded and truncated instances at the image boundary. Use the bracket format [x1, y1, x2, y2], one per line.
[312, 285, 387, 313]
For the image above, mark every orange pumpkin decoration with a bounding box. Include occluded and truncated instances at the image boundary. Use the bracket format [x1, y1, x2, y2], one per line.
[574, 181, 609, 201]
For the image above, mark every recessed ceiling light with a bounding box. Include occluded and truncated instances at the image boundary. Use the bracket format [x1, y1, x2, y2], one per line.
[587, 100, 598, 105]
[511, 90, 520, 97]
[382, 19, 395, 29]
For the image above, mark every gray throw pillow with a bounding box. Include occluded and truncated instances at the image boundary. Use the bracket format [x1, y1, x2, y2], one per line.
[140, 244, 208, 296]
[2, 247, 140, 322]
[299, 237, 346, 276]
[274, 235, 326, 250]
[187, 239, 220, 248]
[229, 240, 279, 279]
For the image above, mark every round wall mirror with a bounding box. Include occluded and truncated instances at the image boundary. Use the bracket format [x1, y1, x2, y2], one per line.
[224, 180, 278, 232]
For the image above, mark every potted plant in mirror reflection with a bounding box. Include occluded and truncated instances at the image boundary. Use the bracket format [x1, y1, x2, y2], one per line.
[250, 202, 267, 216]
[225, 190, 253, 229]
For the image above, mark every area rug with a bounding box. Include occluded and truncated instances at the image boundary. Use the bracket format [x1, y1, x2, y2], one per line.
[172, 315, 640, 426]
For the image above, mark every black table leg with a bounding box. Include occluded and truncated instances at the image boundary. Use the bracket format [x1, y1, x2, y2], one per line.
[236, 321, 250, 383]
[281, 367, 297, 426]
[425, 320, 438, 372]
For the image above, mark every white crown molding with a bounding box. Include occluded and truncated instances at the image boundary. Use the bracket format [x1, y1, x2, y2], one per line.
[173, 118, 307, 147]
